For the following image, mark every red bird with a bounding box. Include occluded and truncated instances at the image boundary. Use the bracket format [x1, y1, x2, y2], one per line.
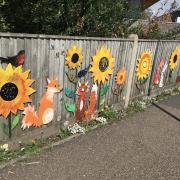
[0, 50, 25, 67]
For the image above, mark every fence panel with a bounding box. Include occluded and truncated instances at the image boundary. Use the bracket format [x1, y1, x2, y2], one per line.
[0, 33, 179, 142]
[130, 40, 158, 100]
[149, 41, 180, 96]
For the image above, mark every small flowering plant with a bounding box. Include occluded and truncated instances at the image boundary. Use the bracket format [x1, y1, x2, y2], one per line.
[95, 117, 107, 124]
[68, 123, 86, 135]
[0, 144, 9, 151]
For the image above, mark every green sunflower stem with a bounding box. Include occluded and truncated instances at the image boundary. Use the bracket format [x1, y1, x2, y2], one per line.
[8, 113, 12, 139]
[97, 82, 102, 110]
[75, 69, 78, 103]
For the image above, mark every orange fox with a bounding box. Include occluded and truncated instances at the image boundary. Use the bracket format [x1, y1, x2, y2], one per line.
[75, 82, 98, 122]
[75, 82, 88, 122]
[21, 78, 62, 129]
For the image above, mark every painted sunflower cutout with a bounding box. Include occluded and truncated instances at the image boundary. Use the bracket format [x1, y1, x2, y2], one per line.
[136, 51, 152, 81]
[0, 64, 36, 118]
[169, 47, 180, 71]
[65, 45, 83, 69]
[115, 68, 126, 85]
[90, 46, 114, 84]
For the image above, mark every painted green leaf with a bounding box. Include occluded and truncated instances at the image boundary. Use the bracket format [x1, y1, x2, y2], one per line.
[11, 114, 20, 130]
[64, 102, 75, 113]
[65, 87, 72, 96]
[100, 85, 110, 96]
[65, 87, 76, 101]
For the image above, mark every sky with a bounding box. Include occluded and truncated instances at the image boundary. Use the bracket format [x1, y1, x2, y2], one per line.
[149, 0, 180, 16]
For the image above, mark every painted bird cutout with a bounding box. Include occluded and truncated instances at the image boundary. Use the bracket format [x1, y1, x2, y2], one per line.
[77, 65, 90, 78]
[0, 50, 25, 67]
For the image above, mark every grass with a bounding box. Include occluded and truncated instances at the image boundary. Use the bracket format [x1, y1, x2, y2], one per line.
[0, 87, 180, 164]
[0, 139, 45, 162]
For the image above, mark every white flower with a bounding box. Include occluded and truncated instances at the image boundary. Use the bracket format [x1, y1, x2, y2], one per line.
[95, 117, 107, 124]
[63, 120, 69, 127]
[68, 123, 85, 135]
[20, 147, 25, 151]
[135, 100, 146, 109]
[1, 144, 9, 151]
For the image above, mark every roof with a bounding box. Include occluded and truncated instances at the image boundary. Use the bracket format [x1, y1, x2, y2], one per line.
[128, 0, 160, 10]
[141, 0, 159, 10]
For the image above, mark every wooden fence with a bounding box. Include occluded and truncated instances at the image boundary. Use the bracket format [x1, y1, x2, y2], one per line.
[0, 33, 179, 142]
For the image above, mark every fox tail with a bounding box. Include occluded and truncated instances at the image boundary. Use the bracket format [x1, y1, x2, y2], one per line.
[21, 105, 41, 130]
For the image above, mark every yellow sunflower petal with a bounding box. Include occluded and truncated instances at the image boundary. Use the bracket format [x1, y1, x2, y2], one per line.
[169, 47, 180, 71]
[5, 63, 14, 75]
[26, 79, 35, 86]
[11, 108, 18, 114]
[65, 45, 83, 69]
[90, 46, 114, 84]
[22, 70, 30, 79]
[18, 103, 25, 110]
[27, 88, 36, 95]
[14, 65, 23, 73]
[2, 109, 11, 118]
[136, 51, 152, 81]
[0, 64, 36, 118]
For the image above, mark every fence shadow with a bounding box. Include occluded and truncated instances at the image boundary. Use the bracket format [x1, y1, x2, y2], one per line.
[152, 102, 180, 122]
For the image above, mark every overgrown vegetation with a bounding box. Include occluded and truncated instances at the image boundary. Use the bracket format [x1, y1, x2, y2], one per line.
[0, 139, 48, 162]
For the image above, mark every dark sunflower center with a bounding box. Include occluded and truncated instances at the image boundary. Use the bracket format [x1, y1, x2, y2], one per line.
[173, 54, 178, 63]
[120, 75, 123, 81]
[99, 57, 109, 72]
[0, 83, 18, 101]
[71, 53, 79, 63]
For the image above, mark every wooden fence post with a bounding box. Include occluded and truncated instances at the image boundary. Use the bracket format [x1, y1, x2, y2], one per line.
[124, 34, 138, 108]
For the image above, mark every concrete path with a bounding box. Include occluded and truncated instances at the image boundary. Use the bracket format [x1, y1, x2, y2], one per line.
[0, 95, 180, 180]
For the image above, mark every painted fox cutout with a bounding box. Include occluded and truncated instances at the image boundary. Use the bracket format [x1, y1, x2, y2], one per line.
[154, 58, 165, 85]
[21, 78, 62, 129]
[75, 82, 98, 122]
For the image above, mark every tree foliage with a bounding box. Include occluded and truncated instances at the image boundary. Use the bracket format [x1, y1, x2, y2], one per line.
[0, 0, 142, 37]
[0, 0, 9, 32]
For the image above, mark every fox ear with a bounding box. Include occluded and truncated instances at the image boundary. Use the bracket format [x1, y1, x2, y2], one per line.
[47, 78, 51, 84]
[55, 77, 58, 81]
